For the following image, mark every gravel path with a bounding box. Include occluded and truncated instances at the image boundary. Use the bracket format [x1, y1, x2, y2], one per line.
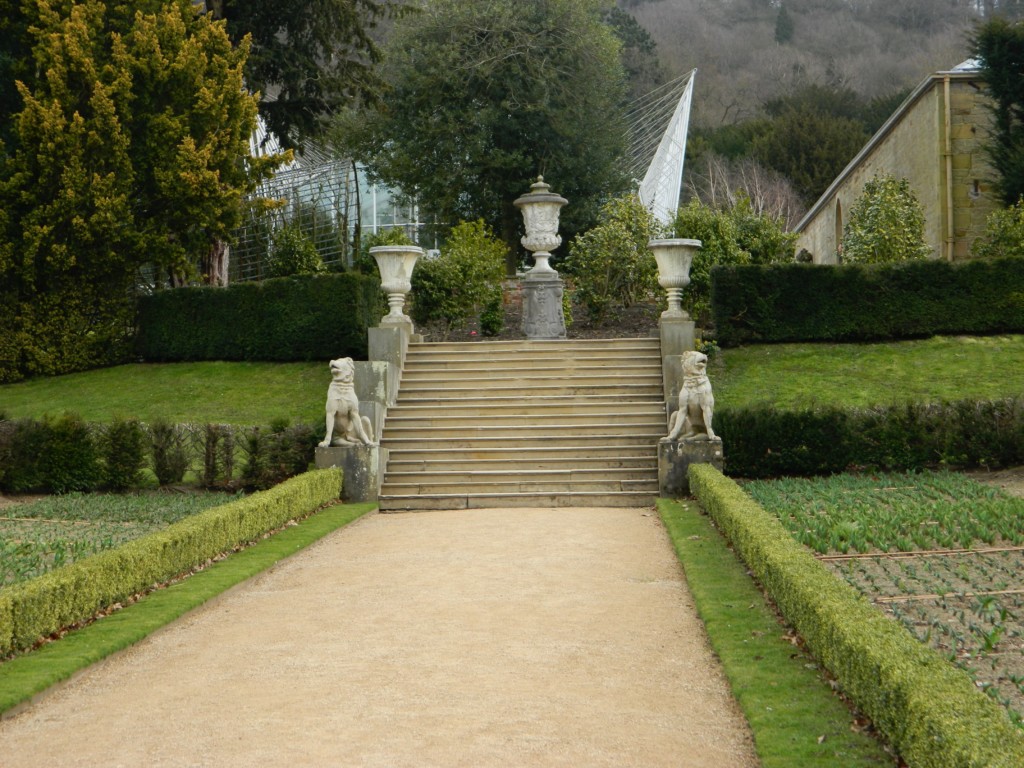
[0, 507, 759, 767]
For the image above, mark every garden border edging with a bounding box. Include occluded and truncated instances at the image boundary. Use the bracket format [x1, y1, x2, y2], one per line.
[688, 463, 1024, 768]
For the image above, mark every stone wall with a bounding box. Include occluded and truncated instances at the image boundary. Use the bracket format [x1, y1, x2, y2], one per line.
[796, 73, 999, 264]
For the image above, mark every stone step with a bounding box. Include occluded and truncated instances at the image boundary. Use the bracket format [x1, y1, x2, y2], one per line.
[378, 490, 656, 511]
[393, 394, 663, 409]
[401, 357, 663, 372]
[400, 362, 662, 379]
[378, 336, 664, 509]
[394, 382, 664, 399]
[397, 372, 663, 388]
[382, 420, 664, 437]
[408, 338, 659, 355]
[382, 434, 663, 451]
[384, 446, 658, 465]
[387, 401, 665, 419]
[381, 478, 659, 495]
[384, 467, 657, 484]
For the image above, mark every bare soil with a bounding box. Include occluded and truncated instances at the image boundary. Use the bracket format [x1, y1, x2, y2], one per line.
[0, 507, 759, 768]
[966, 465, 1024, 498]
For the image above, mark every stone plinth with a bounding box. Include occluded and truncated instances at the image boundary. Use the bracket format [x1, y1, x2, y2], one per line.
[659, 316, 695, 358]
[522, 274, 567, 340]
[659, 438, 724, 497]
[369, 325, 407, 369]
[315, 444, 389, 503]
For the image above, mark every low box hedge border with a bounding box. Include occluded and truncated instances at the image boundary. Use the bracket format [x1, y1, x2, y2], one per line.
[688, 463, 1024, 768]
[0, 468, 342, 659]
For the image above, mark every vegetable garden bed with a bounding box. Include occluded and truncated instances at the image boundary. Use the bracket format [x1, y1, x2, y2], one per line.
[0, 492, 236, 588]
[746, 471, 1024, 727]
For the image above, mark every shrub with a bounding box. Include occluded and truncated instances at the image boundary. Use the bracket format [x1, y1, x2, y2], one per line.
[0, 469, 344, 658]
[102, 418, 146, 491]
[711, 256, 1024, 346]
[3, 415, 102, 494]
[671, 200, 749, 322]
[687, 465, 1024, 768]
[135, 272, 382, 362]
[479, 292, 505, 336]
[355, 227, 415, 275]
[972, 198, 1024, 260]
[841, 174, 932, 263]
[410, 219, 507, 332]
[729, 194, 799, 265]
[150, 419, 189, 486]
[564, 194, 661, 320]
[265, 224, 326, 278]
[716, 396, 1024, 478]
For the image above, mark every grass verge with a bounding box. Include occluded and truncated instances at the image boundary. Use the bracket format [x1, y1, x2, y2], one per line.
[657, 498, 895, 766]
[0, 501, 376, 717]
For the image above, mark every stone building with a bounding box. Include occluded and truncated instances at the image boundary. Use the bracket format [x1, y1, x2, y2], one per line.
[794, 61, 999, 264]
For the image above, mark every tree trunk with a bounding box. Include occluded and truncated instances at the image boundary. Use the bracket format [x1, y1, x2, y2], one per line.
[202, 239, 230, 286]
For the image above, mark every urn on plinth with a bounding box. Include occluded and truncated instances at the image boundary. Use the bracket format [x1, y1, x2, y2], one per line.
[514, 176, 568, 277]
[649, 238, 701, 320]
[370, 244, 423, 330]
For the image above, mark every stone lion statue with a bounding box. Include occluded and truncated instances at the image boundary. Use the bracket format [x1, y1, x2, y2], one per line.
[318, 357, 376, 447]
[665, 350, 718, 442]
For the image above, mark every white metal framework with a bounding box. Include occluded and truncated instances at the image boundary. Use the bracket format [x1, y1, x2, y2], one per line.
[626, 70, 696, 225]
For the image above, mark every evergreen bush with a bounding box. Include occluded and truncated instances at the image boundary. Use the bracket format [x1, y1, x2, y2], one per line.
[102, 418, 147, 491]
[136, 272, 382, 361]
[972, 199, 1024, 260]
[840, 174, 931, 263]
[716, 396, 1024, 478]
[149, 420, 189, 486]
[711, 257, 1024, 346]
[564, 194, 661, 320]
[265, 224, 326, 278]
[7, 415, 103, 494]
[410, 220, 507, 333]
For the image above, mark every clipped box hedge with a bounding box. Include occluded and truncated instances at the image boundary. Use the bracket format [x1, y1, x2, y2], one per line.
[688, 464, 1024, 768]
[716, 396, 1024, 478]
[710, 256, 1024, 346]
[0, 468, 342, 658]
[135, 273, 383, 362]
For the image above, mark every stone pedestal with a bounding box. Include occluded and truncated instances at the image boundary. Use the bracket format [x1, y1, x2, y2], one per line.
[659, 438, 724, 497]
[522, 274, 567, 340]
[315, 444, 389, 503]
[369, 325, 407, 369]
[659, 316, 696, 358]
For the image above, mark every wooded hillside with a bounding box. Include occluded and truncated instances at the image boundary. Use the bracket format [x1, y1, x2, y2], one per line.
[626, 0, 1024, 126]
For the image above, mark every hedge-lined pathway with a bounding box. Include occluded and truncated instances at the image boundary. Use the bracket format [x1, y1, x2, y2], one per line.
[0, 507, 758, 767]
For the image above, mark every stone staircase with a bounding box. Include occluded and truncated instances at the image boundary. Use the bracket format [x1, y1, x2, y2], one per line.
[378, 338, 665, 510]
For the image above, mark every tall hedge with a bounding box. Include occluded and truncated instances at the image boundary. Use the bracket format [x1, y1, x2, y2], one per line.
[711, 257, 1024, 346]
[135, 273, 383, 362]
[717, 397, 1024, 478]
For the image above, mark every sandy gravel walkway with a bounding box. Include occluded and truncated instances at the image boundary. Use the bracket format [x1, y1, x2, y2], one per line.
[0, 507, 758, 767]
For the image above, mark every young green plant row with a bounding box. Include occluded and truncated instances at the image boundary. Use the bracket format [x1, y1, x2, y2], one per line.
[745, 471, 1024, 554]
[0, 492, 234, 587]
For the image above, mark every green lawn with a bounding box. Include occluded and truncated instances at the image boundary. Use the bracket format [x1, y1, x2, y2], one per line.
[712, 334, 1024, 410]
[0, 361, 326, 425]
[2, 334, 1021, 425]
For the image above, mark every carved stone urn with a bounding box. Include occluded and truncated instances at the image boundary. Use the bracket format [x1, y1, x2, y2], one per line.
[649, 238, 701, 319]
[370, 244, 423, 329]
[513, 176, 568, 276]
